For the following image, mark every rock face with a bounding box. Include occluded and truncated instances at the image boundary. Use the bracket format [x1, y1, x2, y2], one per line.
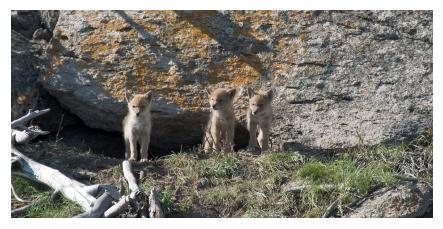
[12, 10, 59, 41]
[11, 10, 78, 131]
[11, 11, 42, 39]
[346, 182, 432, 218]
[39, 10, 432, 153]
[11, 29, 42, 120]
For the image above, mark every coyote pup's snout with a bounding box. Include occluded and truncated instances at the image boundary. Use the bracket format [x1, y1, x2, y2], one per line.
[123, 91, 153, 162]
[203, 88, 238, 153]
[246, 88, 273, 153]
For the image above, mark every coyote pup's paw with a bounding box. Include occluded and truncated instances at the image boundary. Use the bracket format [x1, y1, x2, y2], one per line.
[140, 158, 149, 163]
[246, 146, 261, 155]
[128, 157, 137, 162]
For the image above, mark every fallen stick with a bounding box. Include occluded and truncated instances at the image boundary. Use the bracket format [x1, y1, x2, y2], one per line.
[11, 200, 39, 217]
[149, 187, 164, 218]
[74, 192, 114, 218]
[322, 199, 339, 218]
[122, 160, 140, 193]
[12, 126, 50, 144]
[12, 147, 95, 211]
[104, 195, 131, 218]
[105, 160, 149, 218]
[11, 184, 27, 202]
[11, 109, 121, 217]
[11, 109, 50, 129]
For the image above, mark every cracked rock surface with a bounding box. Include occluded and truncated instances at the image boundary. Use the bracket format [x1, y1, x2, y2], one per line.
[35, 11, 432, 152]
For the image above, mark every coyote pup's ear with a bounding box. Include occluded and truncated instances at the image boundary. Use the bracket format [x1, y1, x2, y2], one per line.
[144, 91, 153, 102]
[227, 88, 238, 99]
[247, 87, 256, 98]
[265, 89, 273, 100]
[125, 90, 132, 103]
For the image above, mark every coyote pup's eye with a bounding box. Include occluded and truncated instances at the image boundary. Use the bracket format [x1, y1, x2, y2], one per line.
[132, 105, 136, 108]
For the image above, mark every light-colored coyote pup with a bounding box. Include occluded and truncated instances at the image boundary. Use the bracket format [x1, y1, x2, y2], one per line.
[203, 88, 238, 153]
[246, 88, 273, 153]
[123, 91, 153, 162]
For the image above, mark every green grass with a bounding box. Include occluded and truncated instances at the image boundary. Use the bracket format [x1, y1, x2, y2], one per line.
[295, 155, 397, 216]
[11, 176, 82, 218]
[12, 127, 432, 217]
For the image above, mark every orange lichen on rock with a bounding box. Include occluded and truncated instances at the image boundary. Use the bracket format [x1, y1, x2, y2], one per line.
[207, 56, 260, 86]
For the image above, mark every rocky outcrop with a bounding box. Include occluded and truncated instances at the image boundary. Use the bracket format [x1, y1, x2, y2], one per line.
[11, 10, 59, 41]
[11, 30, 42, 120]
[11, 11, 42, 39]
[346, 182, 432, 218]
[11, 11, 77, 131]
[39, 10, 432, 152]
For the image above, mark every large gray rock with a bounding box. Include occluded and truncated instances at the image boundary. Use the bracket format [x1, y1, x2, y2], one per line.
[272, 11, 433, 151]
[39, 11, 432, 152]
[346, 182, 432, 218]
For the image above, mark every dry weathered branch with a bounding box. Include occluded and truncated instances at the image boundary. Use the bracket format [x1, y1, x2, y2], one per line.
[50, 190, 61, 202]
[83, 184, 120, 199]
[119, 176, 126, 196]
[11, 184, 27, 202]
[149, 187, 164, 218]
[12, 126, 50, 144]
[322, 199, 339, 218]
[11, 108, 50, 129]
[11, 109, 51, 144]
[11, 201, 39, 217]
[12, 147, 96, 211]
[104, 195, 131, 218]
[122, 160, 140, 193]
[74, 192, 114, 218]
[10, 109, 128, 218]
[12, 147, 122, 217]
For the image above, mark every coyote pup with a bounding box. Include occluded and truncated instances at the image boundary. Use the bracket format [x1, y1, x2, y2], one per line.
[246, 88, 273, 153]
[203, 88, 238, 153]
[123, 91, 153, 162]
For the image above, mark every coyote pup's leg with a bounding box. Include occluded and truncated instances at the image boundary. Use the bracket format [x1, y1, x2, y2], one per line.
[213, 128, 223, 152]
[204, 127, 213, 153]
[140, 135, 149, 163]
[223, 123, 235, 153]
[128, 134, 138, 161]
[247, 118, 259, 150]
[124, 136, 130, 159]
[257, 123, 270, 152]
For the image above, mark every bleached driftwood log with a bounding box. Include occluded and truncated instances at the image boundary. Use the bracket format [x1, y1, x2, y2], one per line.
[149, 188, 164, 218]
[11, 109, 50, 129]
[104, 160, 151, 218]
[12, 147, 120, 214]
[12, 126, 50, 144]
[322, 199, 339, 218]
[11, 109, 51, 144]
[11, 109, 121, 217]
[122, 160, 140, 193]
[12, 147, 94, 210]
[11, 109, 162, 218]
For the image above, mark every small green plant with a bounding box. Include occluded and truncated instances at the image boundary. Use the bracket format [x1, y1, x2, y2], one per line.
[201, 154, 242, 179]
[159, 185, 176, 216]
[254, 152, 304, 178]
